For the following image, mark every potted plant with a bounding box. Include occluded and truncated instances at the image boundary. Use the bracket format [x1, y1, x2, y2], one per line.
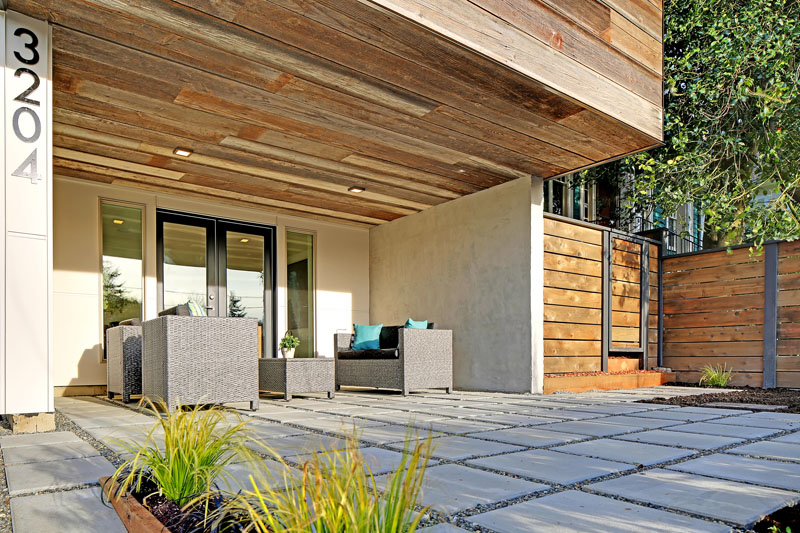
[279, 332, 300, 358]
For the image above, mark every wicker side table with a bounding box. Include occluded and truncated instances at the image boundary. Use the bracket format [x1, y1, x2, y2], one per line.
[259, 358, 335, 401]
[106, 325, 143, 403]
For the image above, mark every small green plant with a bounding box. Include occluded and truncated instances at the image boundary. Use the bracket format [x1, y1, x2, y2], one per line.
[769, 526, 792, 533]
[279, 332, 300, 349]
[699, 364, 733, 388]
[222, 431, 433, 532]
[108, 399, 252, 506]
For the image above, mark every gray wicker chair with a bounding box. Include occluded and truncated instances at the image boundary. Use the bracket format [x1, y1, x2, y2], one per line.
[106, 323, 142, 403]
[142, 316, 260, 412]
[334, 326, 452, 396]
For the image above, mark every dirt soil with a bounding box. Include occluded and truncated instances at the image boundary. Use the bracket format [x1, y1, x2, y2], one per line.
[642, 386, 800, 413]
[754, 502, 800, 532]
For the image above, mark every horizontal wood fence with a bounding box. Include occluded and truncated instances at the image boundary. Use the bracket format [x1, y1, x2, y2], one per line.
[662, 240, 800, 387]
[543, 214, 660, 374]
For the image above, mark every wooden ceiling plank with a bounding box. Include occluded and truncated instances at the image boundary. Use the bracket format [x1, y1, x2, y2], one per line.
[63, 0, 650, 160]
[53, 130, 436, 211]
[54, 158, 386, 225]
[53, 124, 419, 218]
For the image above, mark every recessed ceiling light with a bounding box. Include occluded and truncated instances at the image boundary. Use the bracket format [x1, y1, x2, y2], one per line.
[457, 169, 465, 173]
[173, 147, 193, 157]
[113, 219, 124, 225]
[240, 238, 249, 243]
[348, 186, 365, 193]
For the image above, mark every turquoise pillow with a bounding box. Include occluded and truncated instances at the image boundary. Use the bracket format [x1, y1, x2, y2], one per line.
[187, 300, 207, 317]
[405, 318, 428, 329]
[353, 323, 382, 350]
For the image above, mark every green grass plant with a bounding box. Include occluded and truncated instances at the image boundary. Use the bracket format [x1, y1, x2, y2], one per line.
[699, 363, 733, 387]
[222, 431, 433, 532]
[109, 399, 252, 506]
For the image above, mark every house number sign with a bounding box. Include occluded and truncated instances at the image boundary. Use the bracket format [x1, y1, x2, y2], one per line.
[6, 11, 49, 185]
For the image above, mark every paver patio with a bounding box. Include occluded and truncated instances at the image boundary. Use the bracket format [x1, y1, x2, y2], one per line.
[5, 385, 800, 531]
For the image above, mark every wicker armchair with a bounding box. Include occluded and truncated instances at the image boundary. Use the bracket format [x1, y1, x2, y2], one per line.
[106, 324, 142, 403]
[334, 326, 452, 396]
[142, 316, 260, 412]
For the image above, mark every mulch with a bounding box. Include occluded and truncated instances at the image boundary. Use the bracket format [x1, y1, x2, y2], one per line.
[641, 386, 800, 413]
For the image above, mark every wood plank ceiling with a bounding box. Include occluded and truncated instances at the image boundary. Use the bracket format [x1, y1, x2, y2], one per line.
[15, 0, 662, 227]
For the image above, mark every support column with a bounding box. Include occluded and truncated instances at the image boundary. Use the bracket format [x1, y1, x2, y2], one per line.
[1, 11, 53, 416]
[530, 177, 544, 394]
[601, 231, 611, 372]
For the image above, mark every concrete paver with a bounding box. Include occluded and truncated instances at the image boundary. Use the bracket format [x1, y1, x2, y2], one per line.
[377, 463, 548, 515]
[589, 468, 800, 527]
[538, 420, 645, 437]
[668, 453, 800, 491]
[665, 422, 782, 439]
[5, 455, 114, 496]
[389, 435, 524, 460]
[10, 487, 125, 533]
[614, 429, 746, 450]
[469, 490, 730, 533]
[2, 440, 100, 466]
[468, 449, 634, 484]
[469, 426, 590, 447]
[0, 431, 82, 448]
[727, 441, 800, 462]
[552, 438, 696, 466]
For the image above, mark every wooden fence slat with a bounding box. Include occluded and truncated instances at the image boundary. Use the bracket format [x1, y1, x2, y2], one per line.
[544, 304, 602, 325]
[543, 217, 604, 245]
[777, 372, 800, 387]
[544, 340, 602, 356]
[666, 356, 765, 372]
[777, 356, 800, 371]
[662, 247, 763, 273]
[611, 265, 641, 283]
[778, 289, 800, 307]
[673, 371, 763, 387]
[544, 356, 601, 373]
[778, 240, 800, 258]
[544, 323, 602, 340]
[663, 293, 765, 315]
[544, 252, 603, 277]
[544, 287, 603, 308]
[612, 326, 640, 342]
[778, 339, 800, 356]
[664, 325, 764, 343]
[613, 311, 640, 327]
[663, 278, 765, 300]
[544, 270, 603, 293]
[663, 262, 764, 285]
[613, 238, 642, 253]
[544, 234, 603, 261]
[664, 341, 763, 357]
[664, 309, 764, 329]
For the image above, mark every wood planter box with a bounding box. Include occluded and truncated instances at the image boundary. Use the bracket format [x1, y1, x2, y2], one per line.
[100, 477, 172, 533]
[608, 357, 640, 373]
[544, 371, 676, 394]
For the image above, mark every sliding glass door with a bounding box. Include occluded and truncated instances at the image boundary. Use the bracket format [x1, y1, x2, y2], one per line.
[157, 211, 275, 356]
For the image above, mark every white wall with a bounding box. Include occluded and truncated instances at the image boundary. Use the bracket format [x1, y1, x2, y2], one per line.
[370, 177, 544, 393]
[53, 176, 369, 388]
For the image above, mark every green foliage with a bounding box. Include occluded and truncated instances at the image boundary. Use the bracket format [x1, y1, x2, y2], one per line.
[584, 0, 800, 246]
[228, 291, 247, 317]
[103, 262, 136, 315]
[280, 332, 301, 349]
[109, 400, 252, 506]
[699, 363, 733, 387]
[769, 526, 792, 533]
[223, 432, 433, 532]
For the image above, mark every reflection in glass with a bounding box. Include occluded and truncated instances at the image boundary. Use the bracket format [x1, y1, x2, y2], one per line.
[163, 222, 207, 309]
[226, 231, 264, 325]
[102, 203, 143, 347]
[286, 231, 314, 358]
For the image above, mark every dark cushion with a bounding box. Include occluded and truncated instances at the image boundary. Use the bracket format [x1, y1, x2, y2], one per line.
[119, 318, 142, 327]
[337, 348, 399, 360]
[379, 325, 402, 349]
[158, 304, 191, 317]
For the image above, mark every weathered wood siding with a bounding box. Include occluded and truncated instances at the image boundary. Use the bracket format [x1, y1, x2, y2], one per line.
[662, 248, 766, 386]
[372, 0, 664, 140]
[778, 241, 800, 387]
[543, 217, 604, 373]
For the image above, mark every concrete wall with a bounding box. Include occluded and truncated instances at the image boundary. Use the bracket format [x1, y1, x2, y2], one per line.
[53, 176, 369, 389]
[370, 177, 544, 393]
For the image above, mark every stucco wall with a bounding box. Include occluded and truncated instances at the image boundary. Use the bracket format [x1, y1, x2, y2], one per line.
[370, 177, 543, 393]
[53, 177, 369, 388]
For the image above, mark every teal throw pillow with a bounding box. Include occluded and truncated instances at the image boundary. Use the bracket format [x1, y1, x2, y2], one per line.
[353, 323, 382, 350]
[187, 300, 207, 317]
[405, 318, 428, 329]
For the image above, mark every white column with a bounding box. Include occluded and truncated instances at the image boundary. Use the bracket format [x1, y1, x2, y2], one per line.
[530, 177, 544, 394]
[2, 11, 53, 414]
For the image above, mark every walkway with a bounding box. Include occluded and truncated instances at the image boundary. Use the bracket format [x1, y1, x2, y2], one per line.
[4, 386, 800, 532]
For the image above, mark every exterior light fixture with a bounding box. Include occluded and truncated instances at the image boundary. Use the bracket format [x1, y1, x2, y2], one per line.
[240, 238, 249, 243]
[173, 147, 193, 157]
[113, 219, 124, 225]
[347, 186, 365, 193]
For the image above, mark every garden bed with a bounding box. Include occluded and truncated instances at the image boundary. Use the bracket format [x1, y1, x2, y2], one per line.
[643, 386, 800, 413]
[544, 370, 674, 394]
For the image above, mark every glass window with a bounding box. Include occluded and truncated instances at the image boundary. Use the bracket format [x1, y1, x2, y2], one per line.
[102, 203, 143, 351]
[286, 231, 314, 358]
[162, 222, 208, 310]
[225, 231, 265, 323]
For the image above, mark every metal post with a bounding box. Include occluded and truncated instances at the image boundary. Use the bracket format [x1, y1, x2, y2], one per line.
[640, 241, 650, 369]
[657, 240, 664, 368]
[601, 231, 612, 373]
[763, 243, 779, 388]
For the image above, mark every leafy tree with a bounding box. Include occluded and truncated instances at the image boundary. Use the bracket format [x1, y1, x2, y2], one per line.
[228, 291, 247, 317]
[103, 262, 133, 314]
[584, 0, 800, 247]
